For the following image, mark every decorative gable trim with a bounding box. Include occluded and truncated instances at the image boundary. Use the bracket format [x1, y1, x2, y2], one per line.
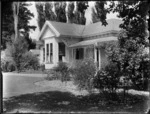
[38, 21, 60, 40]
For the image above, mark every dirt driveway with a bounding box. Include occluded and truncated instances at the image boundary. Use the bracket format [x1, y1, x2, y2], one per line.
[3, 72, 56, 98]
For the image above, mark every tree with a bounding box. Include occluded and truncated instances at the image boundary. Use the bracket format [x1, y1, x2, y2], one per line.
[67, 1, 89, 25]
[24, 33, 36, 50]
[12, 2, 20, 41]
[35, 1, 89, 30]
[35, 2, 56, 30]
[11, 35, 29, 72]
[67, 2, 75, 23]
[54, 2, 67, 23]
[91, 7, 99, 23]
[92, 1, 150, 91]
[2, 2, 36, 50]
[94, 1, 110, 26]
[2, 1, 14, 49]
[72, 1, 89, 25]
[35, 2, 67, 30]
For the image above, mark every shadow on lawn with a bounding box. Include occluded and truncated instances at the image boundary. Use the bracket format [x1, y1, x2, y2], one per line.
[3, 91, 149, 113]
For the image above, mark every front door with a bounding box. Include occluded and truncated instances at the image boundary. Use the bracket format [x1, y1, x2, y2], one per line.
[58, 42, 65, 62]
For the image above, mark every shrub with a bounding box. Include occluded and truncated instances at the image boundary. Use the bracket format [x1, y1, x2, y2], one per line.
[1, 59, 16, 72]
[53, 62, 70, 82]
[45, 70, 61, 81]
[21, 52, 40, 71]
[93, 62, 121, 93]
[71, 58, 96, 92]
[7, 61, 16, 72]
[1, 59, 7, 72]
[11, 36, 29, 72]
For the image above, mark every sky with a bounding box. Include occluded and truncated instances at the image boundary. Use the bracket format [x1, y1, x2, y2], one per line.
[27, 2, 119, 40]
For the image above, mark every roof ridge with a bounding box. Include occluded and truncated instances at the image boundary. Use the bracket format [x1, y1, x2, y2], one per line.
[48, 18, 121, 26]
[48, 20, 85, 27]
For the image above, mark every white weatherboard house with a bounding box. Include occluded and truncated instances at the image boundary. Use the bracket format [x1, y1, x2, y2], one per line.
[37, 19, 122, 69]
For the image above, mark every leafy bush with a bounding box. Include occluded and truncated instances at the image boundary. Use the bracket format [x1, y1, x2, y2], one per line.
[1, 59, 7, 72]
[71, 58, 96, 92]
[45, 70, 61, 81]
[93, 62, 121, 93]
[7, 61, 16, 72]
[53, 62, 70, 82]
[1, 59, 16, 72]
[11, 36, 29, 72]
[21, 52, 40, 71]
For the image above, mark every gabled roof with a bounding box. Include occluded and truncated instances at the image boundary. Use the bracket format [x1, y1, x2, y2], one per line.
[38, 19, 122, 40]
[50, 21, 84, 37]
[82, 19, 122, 37]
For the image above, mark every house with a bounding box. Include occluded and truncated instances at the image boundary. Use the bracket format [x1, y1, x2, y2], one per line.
[37, 19, 122, 69]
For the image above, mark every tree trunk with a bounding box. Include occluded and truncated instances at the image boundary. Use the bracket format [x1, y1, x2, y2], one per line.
[12, 2, 20, 42]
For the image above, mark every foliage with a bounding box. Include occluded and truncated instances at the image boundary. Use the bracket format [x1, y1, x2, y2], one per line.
[68, 1, 89, 25]
[2, 2, 36, 50]
[1, 59, 16, 72]
[53, 62, 70, 82]
[93, 62, 121, 94]
[71, 58, 96, 92]
[21, 52, 40, 70]
[45, 70, 61, 81]
[94, 1, 110, 26]
[36, 2, 67, 30]
[54, 2, 67, 23]
[35, 2, 56, 30]
[35, 1, 89, 30]
[24, 33, 36, 50]
[11, 36, 29, 72]
[8, 35, 39, 72]
[103, 31, 150, 91]
[93, 1, 150, 92]
[91, 7, 99, 23]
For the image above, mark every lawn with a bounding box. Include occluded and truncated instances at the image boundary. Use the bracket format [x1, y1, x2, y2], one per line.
[3, 72, 149, 113]
[3, 89, 149, 113]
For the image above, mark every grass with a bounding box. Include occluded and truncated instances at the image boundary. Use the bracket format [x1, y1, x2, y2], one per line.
[3, 91, 149, 113]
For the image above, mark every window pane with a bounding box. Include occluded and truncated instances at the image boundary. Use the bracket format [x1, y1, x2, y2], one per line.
[43, 48, 45, 62]
[76, 48, 84, 60]
[47, 44, 49, 55]
[46, 44, 49, 62]
[50, 43, 53, 63]
[50, 43, 53, 53]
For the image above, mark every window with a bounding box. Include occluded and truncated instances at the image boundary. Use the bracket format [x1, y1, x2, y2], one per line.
[50, 43, 53, 63]
[46, 44, 49, 62]
[43, 48, 45, 62]
[75, 48, 84, 60]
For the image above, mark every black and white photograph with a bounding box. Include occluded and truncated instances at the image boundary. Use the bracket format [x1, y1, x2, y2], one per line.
[1, 1, 150, 113]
